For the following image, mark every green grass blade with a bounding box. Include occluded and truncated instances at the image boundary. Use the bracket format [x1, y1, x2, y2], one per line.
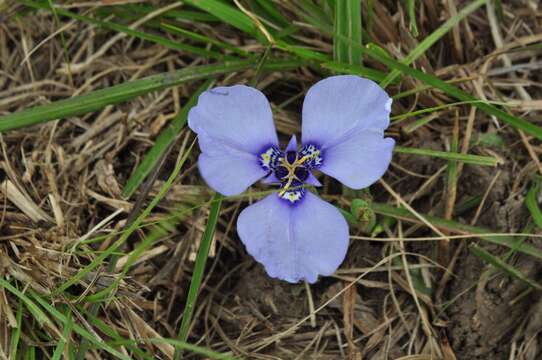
[362, 43, 542, 141]
[391, 100, 498, 123]
[148, 338, 237, 360]
[294, 0, 334, 33]
[21, 0, 231, 60]
[380, 0, 487, 87]
[254, 0, 291, 27]
[370, 202, 542, 261]
[526, 179, 542, 230]
[122, 79, 213, 198]
[184, 0, 259, 37]
[9, 301, 24, 359]
[24, 346, 36, 360]
[394, 146, 498, 166]
[406, 0, 419, 37]
[0, 59, 301, 132]
[55, 142, 196, 295]
[0, 279, 52, 328]
[334, 0, 362, 65]
[78, 306, 154, 359]
[470, 244, 542, 291]
[29, 291, 132, 360]
[320, 61, 390, 83]
[174, 193, 223, 359]
[116, 3, 219, 22]
[159, 23, 251, 58]
[51, 309, 73, 360]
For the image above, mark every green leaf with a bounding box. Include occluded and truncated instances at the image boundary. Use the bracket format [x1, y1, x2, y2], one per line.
[371, 202, 542, 261]
[0, 59, 301, 132]
[21, 0, 232, 61]
[470, 244, 542, 291]
[9, 302, 24, 359]
[0, 279, 52, 328]
[320, 61, 391, 83]
[473, 132, 506, 147]
[394, 146, 499, 166]
[115, 3, 219, 22]
[351, 199, 376, 232]
[406, 0, 419, 37]
[29, 291, 133, 360]
[184, 0, 260, 38]
[380, 0, 487, 87]
[78, 306, 154, 359]
[334, 0, 362, 65]
[294, 0, 334, 33]
[526, 179, 542, 230]
[55, 142, 196, 295]
[362, 43, 542, 141]
[174, 194, 222, 359]
[51, 309, 73, 360]
[150, 338, 238, 360]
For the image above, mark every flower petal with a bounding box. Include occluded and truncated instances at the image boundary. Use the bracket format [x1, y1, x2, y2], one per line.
[189, 85, 279, 195]
[286, 135, 298, 151]
[189, 85, 278, 154]
[301, 75, 392, 148]
[305, 172, 322, 187]
[198, 152, 266, 197]
[237, 192, 349, 283]
[320, 129, 395, 189]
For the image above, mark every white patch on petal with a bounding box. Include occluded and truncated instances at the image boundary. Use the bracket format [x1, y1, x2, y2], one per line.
[385, 98, 393, 112]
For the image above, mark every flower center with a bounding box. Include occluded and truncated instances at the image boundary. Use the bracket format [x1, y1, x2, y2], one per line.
[259, 144, 322, 204]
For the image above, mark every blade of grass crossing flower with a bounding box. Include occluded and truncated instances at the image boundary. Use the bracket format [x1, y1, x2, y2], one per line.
[526, 179, 542, 230]
[28, 291, 133, 360]
[380, 0, 487, 87]
[123, 79, 214, 198]
[51, 310, 73, 360]
[174, 194, 223, 360]
[362, 43, 542, 141]
[0, 59, 301, 132]
[470, 244, 542, 291]
[370, 202, 542, 261]
[394, 146, 498, 166]
[334, 0, 363, 65]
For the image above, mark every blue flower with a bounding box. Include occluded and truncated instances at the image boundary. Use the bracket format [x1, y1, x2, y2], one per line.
[188, 75, 395, 283]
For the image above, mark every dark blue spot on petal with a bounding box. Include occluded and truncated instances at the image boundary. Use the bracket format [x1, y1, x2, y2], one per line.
[294, 166, 309, 182]
[286, 151, 297, 164]
[275, 166, 289, 180]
